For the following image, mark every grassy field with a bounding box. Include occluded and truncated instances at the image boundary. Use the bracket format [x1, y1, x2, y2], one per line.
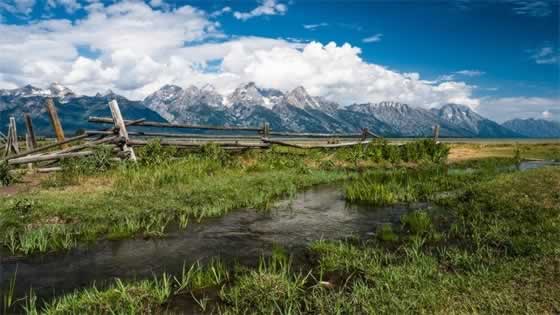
[1, 140, 559, 314]
[15, 163, 560, 314]
[0, 139, 447, 255]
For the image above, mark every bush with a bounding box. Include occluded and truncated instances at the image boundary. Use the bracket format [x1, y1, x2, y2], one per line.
[137, 139, 177, 166]
[0, 161, 14, 186]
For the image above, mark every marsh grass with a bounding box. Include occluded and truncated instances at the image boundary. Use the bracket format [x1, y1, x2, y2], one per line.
[1, 140, 448, 255]
[220, 248, 309, 314]
[2, 265, 18, 314]
[13, 164, 560, 314]
[344, 158, 517, 206]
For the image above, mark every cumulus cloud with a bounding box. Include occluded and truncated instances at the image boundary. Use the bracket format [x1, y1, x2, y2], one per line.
[362, 34, 383, 43]
[233, 0, 287, 21]
[0, 1, 480, 108]
[219, 42, 478, 108]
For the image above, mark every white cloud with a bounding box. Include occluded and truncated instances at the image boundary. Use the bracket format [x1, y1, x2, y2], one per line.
[455, 69, 485, 76]
[210, 6, 231, 17]
[0, 1, 480, 108]
[542, 109, 552, 119]
[362, 34, 382, 43]
[47, 0, 81, 13]
[477, 96, 560, 122]
[530, 46, 559, 64]
[233, 0, 287, 21]
[0, 0, 36, 16]
[218, 41, 478, 108]
[303, 23, 328, 30]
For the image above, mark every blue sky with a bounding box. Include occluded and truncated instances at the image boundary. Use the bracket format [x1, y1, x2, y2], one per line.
[0, 0, 558, 122]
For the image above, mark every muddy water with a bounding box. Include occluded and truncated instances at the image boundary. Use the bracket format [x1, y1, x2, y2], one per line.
[0, 185, 429, 304]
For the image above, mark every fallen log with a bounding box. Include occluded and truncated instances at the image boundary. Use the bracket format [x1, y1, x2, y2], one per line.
[8, 151, 93, 165]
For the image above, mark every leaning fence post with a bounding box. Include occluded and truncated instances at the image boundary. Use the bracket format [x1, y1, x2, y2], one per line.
[433, 124, 440, 142]
[25, 133, 33, 170]
[108, 100, 137, 161]
[46, 98, 67, 148]
[361, 128, 369, 141]
[9, 116, 19, 153]
[24, 113, 38, 148]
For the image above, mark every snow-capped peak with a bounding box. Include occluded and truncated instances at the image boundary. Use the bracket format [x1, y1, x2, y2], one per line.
[48, 82, 75, 98]
[285, 86, 320, 109]
[226, 82, 281, 109]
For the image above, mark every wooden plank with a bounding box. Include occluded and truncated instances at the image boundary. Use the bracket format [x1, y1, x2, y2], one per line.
[8, 151, 93, 165]
[108, 100, 137, 161]
[266, 131, 365, 138]
[127, 139, 270, 148]
[86, 130, 263, 140]
[45, 98, 66, 146]
[56, 136, 118, 154]
[24, 113, 38, 148]
[3, 134, 89, 162]
[88, 116, 263, 132]
[262, 138, 372, 149]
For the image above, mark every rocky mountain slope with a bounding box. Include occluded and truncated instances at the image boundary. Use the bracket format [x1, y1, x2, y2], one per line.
[0, 82, 533, 138]
[502, 118, 560, 138]
[0, 85, 166, 136]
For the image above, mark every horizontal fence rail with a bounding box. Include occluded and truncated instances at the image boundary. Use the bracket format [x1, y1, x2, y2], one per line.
[4, 98, 423, 173]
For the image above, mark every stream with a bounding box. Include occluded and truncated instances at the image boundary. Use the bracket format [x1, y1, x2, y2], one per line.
[0, 185, 430, 306]
[1, 160, 558, 307]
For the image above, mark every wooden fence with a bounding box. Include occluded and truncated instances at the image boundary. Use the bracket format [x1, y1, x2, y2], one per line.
[0, 98, 396, 172]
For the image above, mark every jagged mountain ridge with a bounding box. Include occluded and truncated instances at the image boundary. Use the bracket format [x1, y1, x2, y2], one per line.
[502, 118, 560, 138]
[0, 82, 527, 137]
[0, 87, 166, 136]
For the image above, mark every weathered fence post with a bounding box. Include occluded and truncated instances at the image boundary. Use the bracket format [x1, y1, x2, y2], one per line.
[25, 133, 33, 170]
[108, 100, 137, 161]
[9, 117, 19, 153]
[263, 122, 270, 138]
[24, 113, 38, 149]
[361, 128, 369, 141]
[433, 124, 440, 142]
[46, 98, 67, 147]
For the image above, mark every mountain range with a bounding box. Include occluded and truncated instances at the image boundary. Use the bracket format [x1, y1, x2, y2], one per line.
[0, 82, 558, 138]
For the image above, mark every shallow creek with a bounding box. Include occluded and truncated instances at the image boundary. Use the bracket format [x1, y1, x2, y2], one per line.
[1, 160, 557, 305]
[0, 184, 431, 304]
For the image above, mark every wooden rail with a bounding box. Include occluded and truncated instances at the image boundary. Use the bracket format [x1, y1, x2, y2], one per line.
[88, 116, 264, 132]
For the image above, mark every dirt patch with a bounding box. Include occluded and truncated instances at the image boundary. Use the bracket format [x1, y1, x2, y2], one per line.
[0, 172, 47, 197]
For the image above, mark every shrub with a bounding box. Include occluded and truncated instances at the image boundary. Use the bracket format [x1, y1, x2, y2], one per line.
[137, 139, 177, 165]
[0, 161, 14, 186]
